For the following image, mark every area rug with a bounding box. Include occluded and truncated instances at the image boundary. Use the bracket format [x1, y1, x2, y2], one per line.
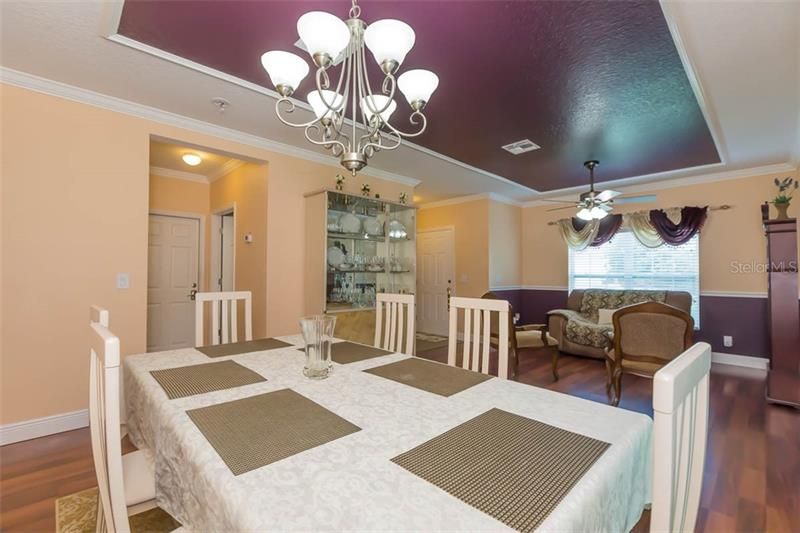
[55, 488, 179, 533]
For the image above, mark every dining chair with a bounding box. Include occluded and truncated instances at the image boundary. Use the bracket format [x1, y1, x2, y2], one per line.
[480, 292, 558, 379]
[89, 315, 176, 532]
[374, 293, 415, 355]
[605, 301, 694, 406]
[448, 296, 511, 379]
[195, 290, 253, 346]
[650, 342, 711, 533]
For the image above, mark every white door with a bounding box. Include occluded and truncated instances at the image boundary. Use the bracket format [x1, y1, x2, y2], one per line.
[147, 214, 200, 352]
[417, 228, 455, 336]
[220, 214, 234, 291]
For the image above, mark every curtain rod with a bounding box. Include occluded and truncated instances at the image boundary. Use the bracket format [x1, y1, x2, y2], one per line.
[546, 204, 732, 226]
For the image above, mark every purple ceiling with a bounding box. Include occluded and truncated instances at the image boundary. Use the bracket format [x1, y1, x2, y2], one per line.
[118, 0, 720, 192]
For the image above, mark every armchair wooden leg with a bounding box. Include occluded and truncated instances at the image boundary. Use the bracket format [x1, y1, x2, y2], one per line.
[604, 359, 612, 392]
[551, 350, 560, 381]
[610, 368, 622, 407]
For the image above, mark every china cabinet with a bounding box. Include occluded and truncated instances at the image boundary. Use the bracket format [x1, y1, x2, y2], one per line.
[304, 190, 416, 343]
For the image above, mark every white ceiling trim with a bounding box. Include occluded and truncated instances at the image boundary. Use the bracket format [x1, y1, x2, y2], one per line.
[418, 192, 523, 210]
[0, 66, 422, 188]
[105, 33, 533, 194]
[210, 159, 245, 182]
[150, 166, 208, 183]
[659, 0, 728, 164]
[522, 162, 798, 207]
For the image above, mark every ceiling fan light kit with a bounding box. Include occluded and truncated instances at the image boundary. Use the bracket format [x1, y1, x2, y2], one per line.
[261, 0, 439, 175]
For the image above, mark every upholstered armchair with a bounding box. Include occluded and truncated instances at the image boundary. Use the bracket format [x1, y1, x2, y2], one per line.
[481, 292, 559, 379]
[605, 301, 694, 406]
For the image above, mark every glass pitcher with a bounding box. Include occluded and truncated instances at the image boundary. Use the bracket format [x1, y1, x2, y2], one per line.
[299, 315, 336, 379]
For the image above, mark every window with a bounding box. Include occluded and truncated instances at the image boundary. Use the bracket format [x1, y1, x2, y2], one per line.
[568, 231, 700, 325]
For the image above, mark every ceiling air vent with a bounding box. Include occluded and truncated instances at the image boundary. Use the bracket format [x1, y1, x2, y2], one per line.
[502, 139, 541, 155]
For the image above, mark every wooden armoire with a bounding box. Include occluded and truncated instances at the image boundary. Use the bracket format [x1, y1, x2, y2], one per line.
[764, 218, 800, 407]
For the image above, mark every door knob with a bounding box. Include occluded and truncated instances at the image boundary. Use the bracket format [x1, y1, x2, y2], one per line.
[189, 282, 198, 301]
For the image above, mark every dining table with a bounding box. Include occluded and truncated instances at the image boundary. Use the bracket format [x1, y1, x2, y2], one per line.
[123, 335, 653, 532]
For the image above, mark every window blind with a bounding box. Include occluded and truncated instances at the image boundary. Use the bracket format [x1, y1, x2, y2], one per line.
[568, 231, 700, 325]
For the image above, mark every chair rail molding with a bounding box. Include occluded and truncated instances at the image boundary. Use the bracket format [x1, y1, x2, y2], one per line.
[0, 409, 89, 446]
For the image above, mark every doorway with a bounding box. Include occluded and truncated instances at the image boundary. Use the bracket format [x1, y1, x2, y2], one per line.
[416, 227, 455, 336]
[211, 208, 236, 292]
[147, 213, 202, 352]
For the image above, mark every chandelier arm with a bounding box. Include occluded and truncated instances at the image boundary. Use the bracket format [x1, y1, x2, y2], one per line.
[303, 123, 347, 153]
[274, 98, 324, 129]
[359, 44, 397, 114]
[381, 110, 428, 139]
[313, 65, 346, 115]
[362, 128, 403, 153]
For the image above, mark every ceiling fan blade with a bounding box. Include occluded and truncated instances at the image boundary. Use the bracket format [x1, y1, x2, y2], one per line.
[547, 205, 580, 212]
[614, 194, 657, 204]
[596, 190, 622, 202]
[599, 203, 613, 212]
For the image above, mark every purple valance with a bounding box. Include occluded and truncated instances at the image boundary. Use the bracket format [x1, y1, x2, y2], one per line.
[649, 206, 708, 245]
[571, 214, 623, 247]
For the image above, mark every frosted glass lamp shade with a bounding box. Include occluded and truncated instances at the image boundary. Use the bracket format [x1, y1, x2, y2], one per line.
[307, 90, 343, 120]
[397, 69, 439, 107]
[361, 95, 397, 123]
[590, 206, 609, 219]
[364, 19, 415, 68]
[261, 51, 309, 94]
[297, 11, 350, 61]
[576, 208, 593, 221]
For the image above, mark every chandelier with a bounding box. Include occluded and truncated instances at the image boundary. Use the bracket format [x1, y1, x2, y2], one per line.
[260, 0, 438, 175]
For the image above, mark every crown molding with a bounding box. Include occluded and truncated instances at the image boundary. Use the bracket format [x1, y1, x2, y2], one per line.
[521, 162, 798, 208]
[105, 33, 526, 193]
[419, 192, 524, 210]
[210, 159, 245, 182]
[0, 67, 421, 188]
[149, 166, 208, 183]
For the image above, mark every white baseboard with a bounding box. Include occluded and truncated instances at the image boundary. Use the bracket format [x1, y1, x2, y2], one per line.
[0, 409, 89, 446]
[711, 352, 769, 370]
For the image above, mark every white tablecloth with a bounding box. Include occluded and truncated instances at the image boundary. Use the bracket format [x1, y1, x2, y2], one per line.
[124, 336, 652, 532]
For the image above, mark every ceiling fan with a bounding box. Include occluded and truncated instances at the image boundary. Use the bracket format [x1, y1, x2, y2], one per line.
[546, 160, 656, 220]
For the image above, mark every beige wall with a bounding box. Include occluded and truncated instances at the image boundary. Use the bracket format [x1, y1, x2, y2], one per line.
[0, 83, 413, 425]
[489, 200, 522, 288]
[417, 199, 490, 298]
[210, 163, 269, 337]
[522, 169, 800, 292]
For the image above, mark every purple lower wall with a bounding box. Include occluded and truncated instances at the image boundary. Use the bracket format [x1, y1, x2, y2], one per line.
[491, 288, 778, 359]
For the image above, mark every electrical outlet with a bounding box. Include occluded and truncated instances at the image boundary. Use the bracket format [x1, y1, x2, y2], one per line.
[513, 313, 520, 324]
[723, 335, 733, 348]
[116, 273, 130, 289]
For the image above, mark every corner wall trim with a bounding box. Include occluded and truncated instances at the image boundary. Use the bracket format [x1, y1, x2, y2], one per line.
[0, 409, 89, 446]
[711, 352, 769, 370]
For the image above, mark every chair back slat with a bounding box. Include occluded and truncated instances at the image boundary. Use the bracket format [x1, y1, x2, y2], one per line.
[375, 293, 415, 355]
[90, 305, 109, 327]
[651, 342, 711, 533]
[447, 296, 510, 379]
[195, 291, 253, 347]
[89, 317, 130, 533]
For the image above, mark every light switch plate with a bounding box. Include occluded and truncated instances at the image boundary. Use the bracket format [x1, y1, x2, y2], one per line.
[116, 273, 130, 289]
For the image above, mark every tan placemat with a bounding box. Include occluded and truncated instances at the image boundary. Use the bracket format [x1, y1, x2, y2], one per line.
[150, 360, 266, 399]
[196, 337, 293, 358]
[392, 408, 610, 532]
[187, 389, 361, 475]
[363, 357, 491, 396]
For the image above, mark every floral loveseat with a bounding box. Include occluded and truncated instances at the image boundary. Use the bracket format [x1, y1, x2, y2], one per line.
[547, 289, 693, 360]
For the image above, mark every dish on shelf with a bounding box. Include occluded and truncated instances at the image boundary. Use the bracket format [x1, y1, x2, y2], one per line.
[366, 265, 384, 272]
[338, 263, 355, 271]
[364, 217, 382, 236]
[327, 223, 341, 232]
[387, 219, 407, 239]
[339, 213, 361, 234]
[327, 246, 345, 268]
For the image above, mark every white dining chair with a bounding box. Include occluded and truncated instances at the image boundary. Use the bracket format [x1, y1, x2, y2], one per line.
[374, 293, 415, 355]
[650, 342, 712, 533]
[89, 316, 161, 533]
[90, 305, 129, 428]
[447, 296, 511, 379]
[195, 291, 253, 346]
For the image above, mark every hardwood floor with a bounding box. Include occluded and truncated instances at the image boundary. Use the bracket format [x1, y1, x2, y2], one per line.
[1, 347, 798, 532]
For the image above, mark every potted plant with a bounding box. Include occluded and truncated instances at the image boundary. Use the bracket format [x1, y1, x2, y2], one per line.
[771, 177, 799, 219]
